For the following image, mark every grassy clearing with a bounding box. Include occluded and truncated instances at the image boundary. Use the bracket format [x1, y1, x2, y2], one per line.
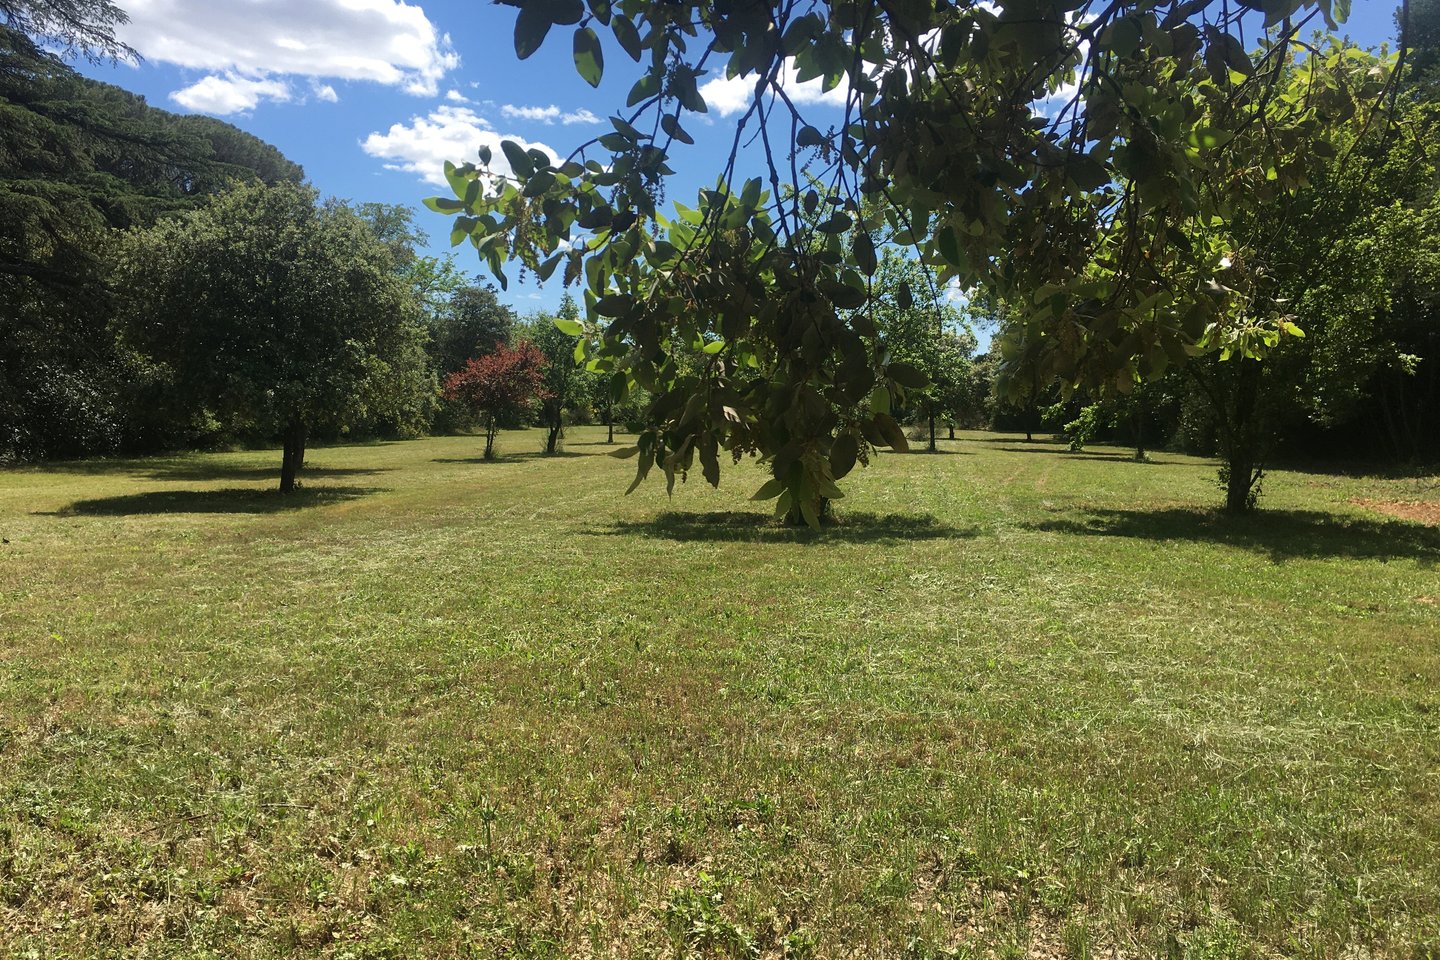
[1, 427, 1437, 959]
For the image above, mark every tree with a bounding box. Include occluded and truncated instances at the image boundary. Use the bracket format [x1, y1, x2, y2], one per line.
[442, 341, 549, 459]
[991, 39, 1396, 509]
[868, 249, 974, 450]
[0, 24, 303, 460]
[527, 293, 591, 454]
[431, 0, 1388, 525]
[116, 180, 429, 492]
[430, 283, 516, 378]
[0, 0, 136, 62]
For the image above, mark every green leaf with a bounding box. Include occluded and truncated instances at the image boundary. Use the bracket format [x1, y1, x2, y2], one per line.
[554, 317, 584, 336]
[522, 169, 556, 197]
[796, 125, 825, 148]
[514, 4, 553, 60]
[611, 14, 642, 61]
[897, 282, 913, 309]
[674, 68, 708, 113]
[595, 293, 632, 317]
[827, 283, 867, 310]
[701, 339, 726, 354]
[699, 433, 719, 487]
[500, 140, 533, 179]
[830, 433, 858, 480]
[937, 224, 963, 268]
[627, 72, 660, 106]
[751, 478, 786, 501]
[573, 27, 604, 87]
[537, 252, 563, 282]
[661, 114, 693, 145]
[875, 413, 908, 452]
[740, 177, 763, 210]
[609, 445, 640, 459]
[423, 196, 465, 214]
[1186, 126, 1234, 149]
[853, 232, 877, 276]
[887, 361, 928, 389]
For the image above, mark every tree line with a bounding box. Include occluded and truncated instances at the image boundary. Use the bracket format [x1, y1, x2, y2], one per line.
[0, 11, 632, 488]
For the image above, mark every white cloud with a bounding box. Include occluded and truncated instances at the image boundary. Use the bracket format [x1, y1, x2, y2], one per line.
[445, 88, 469, 103]
[502, 103, 561, 123]
[698, 59, 851, 118]
[170, 74, 292, 114]
[561, 108, 601, 125]
[362, 105, 559, 186]
[312, 81, 339, 103]
[119, 0, 458, 115]
[500, 104, 604, 126]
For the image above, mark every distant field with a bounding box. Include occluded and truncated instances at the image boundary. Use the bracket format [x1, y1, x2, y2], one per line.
[1, 427, 1437, 959]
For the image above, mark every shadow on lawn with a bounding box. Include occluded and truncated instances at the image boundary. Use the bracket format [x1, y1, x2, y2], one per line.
[143, 464, 389, 482]
[892, 447, 972, 456]
[432, 450, 594, 465]
[1031, 507, 1440, 564]
[602, 510, 976, 544]
[51, 486, 383, 516]
[996, 446, 1156, 463]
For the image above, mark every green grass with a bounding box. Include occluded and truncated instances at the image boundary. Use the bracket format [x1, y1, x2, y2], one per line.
[2, 427, 1437, 959]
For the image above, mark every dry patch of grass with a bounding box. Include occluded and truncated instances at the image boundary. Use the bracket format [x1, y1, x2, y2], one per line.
[1351, 497, 1440, 526]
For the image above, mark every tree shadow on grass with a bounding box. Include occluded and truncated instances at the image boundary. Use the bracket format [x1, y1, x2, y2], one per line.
[599, 510, 977, 544]
[1029, 506, 1440, 565]
[143, 464, 389, 482]
[49, 486, 384, 517]
[434, 450, 596, 464]
[509, 450, 597, 460]
[891, 447, 972, 456]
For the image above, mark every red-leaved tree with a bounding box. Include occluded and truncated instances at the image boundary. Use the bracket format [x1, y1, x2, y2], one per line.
[442, 340, 549, 459]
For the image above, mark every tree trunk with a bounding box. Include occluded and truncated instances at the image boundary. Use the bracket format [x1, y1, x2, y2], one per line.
[1222, 359, 1264, 513]
[1224, 451, 1258, 513]
[278, 418, 307, 493]
[545, 405, 562, 455]
[784, 497, 832, 527]
[928, 405, 937, 453]
[606, 402, 615, 444]
[483, 416, 499, 460]
[948, 422, 955, 440]
[1133, 402, 1146, 462]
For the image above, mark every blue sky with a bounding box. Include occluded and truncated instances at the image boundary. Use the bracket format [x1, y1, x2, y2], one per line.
[79, 0, 1406, 317]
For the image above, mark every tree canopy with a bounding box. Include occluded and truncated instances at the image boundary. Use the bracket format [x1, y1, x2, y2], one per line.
[432, 0, 1396, 522]
[0, 23, 305, 460]
[116, 181, 430, 491]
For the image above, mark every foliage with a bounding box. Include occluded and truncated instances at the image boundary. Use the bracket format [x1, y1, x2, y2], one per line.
[0, 24, 303, 460]
[867, 250, 976, 448]
[115, 180, 430, 490]
[525, 293, 596, 453]
[441, 340, 549, 458]
[0, 0, 135, 62]
[432, 0, 1388, 523]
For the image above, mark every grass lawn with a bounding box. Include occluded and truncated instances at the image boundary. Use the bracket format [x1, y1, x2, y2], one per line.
[1, 427, 1437, 959]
